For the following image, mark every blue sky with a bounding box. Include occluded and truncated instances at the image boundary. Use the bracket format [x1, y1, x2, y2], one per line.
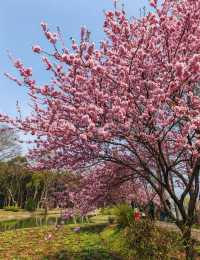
[0, 0, 149, 118]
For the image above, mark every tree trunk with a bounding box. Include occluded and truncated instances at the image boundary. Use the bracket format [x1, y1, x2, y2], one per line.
[33, 186, 38, 200]
[195, 201, 200, 224]
[181, 226, 195, 260]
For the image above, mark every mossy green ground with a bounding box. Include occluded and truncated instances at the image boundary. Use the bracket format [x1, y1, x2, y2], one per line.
[0, 223, 119, 260]
[0, 215, 191, 260]
[0, 224, 184, 259]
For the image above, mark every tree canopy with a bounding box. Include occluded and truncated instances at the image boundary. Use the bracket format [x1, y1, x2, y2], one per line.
[1, 0, 200, 257]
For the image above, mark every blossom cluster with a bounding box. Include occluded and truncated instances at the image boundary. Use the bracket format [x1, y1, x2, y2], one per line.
[1, 0, 200, 216]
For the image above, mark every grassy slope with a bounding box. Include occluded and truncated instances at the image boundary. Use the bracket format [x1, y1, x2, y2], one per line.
[0, 223, 120, 260]
[0, 215, 189, 260]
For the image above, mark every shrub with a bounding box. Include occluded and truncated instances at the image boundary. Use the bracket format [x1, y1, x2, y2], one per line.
[114, 203, 134, 228]
[25, 199, 37, 212]
[4, 206, 20, 212]
[125, 219, 182, 259]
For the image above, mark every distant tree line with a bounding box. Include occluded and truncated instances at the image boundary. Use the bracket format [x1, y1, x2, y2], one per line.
[0, 125, 78, 211]
[0, 156, 77, 211]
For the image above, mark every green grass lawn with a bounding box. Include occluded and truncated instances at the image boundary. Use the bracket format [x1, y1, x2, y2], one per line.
[0, 214, 193, 260]
[0, 223, 122, 260]
[0, 208, 199, 259]
[0, 222, 187, 260]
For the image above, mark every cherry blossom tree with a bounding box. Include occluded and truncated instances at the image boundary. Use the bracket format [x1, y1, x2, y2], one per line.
[2, 0, 200, 257]
[69, 163, 158, 216]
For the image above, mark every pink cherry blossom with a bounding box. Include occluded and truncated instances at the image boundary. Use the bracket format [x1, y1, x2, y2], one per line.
[1, 1, 200, 251]
[32, 45, 42, 53]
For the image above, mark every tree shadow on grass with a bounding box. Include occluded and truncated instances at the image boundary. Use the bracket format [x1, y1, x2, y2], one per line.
[45, 248, 124, 260]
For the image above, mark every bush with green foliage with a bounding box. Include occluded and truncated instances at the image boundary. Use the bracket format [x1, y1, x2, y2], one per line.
[24, 198, 37, 212]
[124, 219, 182, 259]
[114, 203, 134, 228]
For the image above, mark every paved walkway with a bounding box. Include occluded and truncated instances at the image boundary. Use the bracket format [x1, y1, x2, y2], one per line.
[157, 221, 200, 241]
